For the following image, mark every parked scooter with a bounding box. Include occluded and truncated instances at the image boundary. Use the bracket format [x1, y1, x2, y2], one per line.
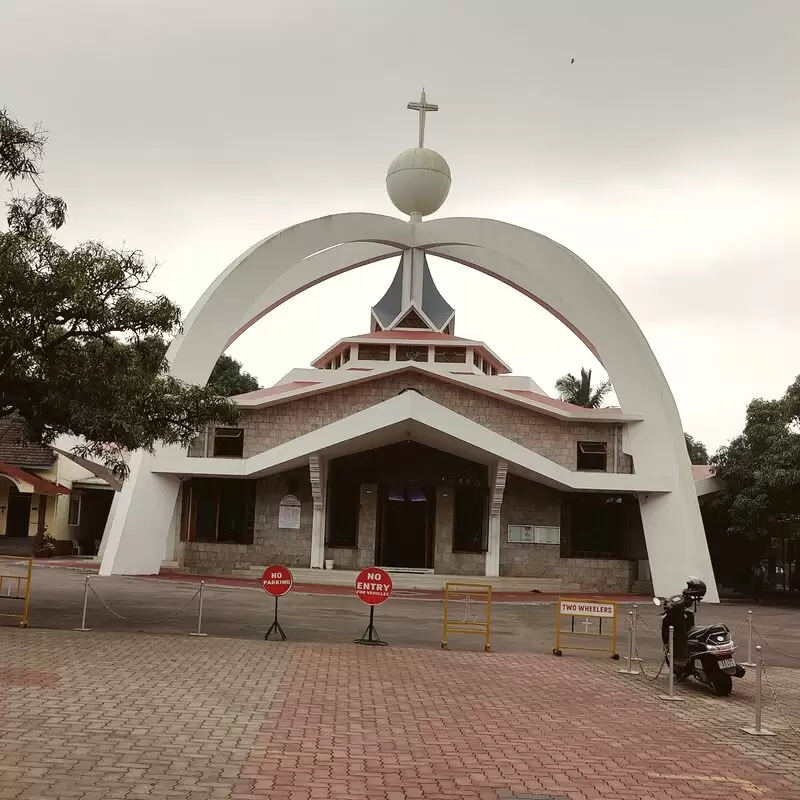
[653, 577, 746, 696]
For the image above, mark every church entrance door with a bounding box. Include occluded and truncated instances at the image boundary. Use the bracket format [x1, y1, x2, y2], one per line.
[377, 486, 434, 569]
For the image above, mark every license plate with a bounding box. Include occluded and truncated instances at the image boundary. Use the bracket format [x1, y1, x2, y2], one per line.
[718, 658, 735, 670]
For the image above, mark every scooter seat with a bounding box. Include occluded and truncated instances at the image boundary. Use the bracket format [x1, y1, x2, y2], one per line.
[687, 623, 729, 640]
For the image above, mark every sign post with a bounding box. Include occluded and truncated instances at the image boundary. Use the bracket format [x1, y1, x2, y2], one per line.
[553, 598, 619, 659]
[261, 565, 293, 640]
[354, 567, 392, 646]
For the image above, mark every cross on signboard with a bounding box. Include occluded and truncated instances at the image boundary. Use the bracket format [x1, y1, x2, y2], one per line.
[579, 617, 593, 634]
[461, 593, 478, 624]
[407, 88, 439, 148]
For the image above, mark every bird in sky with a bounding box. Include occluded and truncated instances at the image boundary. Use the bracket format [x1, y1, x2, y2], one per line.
[570, 58, 575, 63]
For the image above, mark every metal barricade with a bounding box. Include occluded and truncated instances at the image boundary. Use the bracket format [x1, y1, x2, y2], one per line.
[442, 582, 492, 652]
[553, 597, 619, 659]
[0, 555, 33, 627]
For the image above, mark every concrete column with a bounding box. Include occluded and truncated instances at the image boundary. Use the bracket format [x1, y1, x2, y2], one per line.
[309, 454, 327, 568]
[485, 513, 501, 577]
[485, 460, 508, 577]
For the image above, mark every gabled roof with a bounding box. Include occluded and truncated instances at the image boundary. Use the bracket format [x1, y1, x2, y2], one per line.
[232, 361, 643, 423]
[0, 417, 55, 468]
[155, 391, 669, 494]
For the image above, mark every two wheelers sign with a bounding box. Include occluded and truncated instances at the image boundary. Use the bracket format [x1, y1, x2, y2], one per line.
[553, 597, 619, 659]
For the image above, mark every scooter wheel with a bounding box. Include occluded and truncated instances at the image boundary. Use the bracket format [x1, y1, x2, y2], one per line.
[710, 672, 733, 697]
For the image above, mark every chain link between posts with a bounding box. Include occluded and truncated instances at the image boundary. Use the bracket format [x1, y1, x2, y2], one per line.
[762, 665, 800, 736]
[752, 623, 800, 662]
[628, 606, 751, 686]
[88, 582, 201, 625]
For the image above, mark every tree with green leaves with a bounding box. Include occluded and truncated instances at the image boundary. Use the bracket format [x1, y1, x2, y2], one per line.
[0, 108, 248, 477]
[554, 367, 612, 409]
[712, 375, 800, 538]
[684, 433, 709, 465]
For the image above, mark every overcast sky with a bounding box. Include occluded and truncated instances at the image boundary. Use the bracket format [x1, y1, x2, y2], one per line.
[3, 1, 798, 452]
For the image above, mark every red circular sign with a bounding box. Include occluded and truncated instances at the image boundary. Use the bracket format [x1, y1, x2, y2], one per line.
[355, 567, 393, 605]
[261, 565, 293, 596]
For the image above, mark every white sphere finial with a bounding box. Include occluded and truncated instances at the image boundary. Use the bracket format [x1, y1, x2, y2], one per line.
[386, 89, 451, 218]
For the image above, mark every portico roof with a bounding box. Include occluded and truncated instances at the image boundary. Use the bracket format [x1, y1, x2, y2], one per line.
[0, 461, 70, 495]
[154, 391, 670, 494]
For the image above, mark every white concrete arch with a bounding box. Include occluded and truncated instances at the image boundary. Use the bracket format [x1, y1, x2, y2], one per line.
[100, 212, 716, 600]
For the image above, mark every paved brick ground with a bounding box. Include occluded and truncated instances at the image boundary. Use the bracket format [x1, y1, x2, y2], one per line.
[1, 629, 798, 800]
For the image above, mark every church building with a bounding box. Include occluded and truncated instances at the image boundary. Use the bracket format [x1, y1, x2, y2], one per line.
[175, 250, 650, 592]
[101, 90, 717, 600]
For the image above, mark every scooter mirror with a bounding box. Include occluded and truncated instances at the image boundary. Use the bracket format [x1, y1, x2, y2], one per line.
[652, 597, 661, 607]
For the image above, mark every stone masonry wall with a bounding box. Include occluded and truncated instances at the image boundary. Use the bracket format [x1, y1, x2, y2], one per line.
[325, 484, 377, 570]
[433, 487, 484, 576]
[499, 474, 634, 592]
[194, 374, 627, 472]
[178, 467, 313, 574]
[499, 475, 562, 578]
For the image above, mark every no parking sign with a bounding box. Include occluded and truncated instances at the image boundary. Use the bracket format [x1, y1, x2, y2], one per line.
[261, 565, 293, 640]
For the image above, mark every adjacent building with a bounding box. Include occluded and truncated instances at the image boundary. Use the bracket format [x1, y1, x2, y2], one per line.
[0, 418, 119, 556]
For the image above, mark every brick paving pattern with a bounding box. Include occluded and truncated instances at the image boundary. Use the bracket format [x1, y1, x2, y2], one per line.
[3, 627, 797, 800]
[0, 630, 291, 800]
[234, 646, 800, 800]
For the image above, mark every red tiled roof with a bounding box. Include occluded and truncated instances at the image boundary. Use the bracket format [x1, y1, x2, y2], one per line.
[232, 381, 320, 400]
[506, 390, 623, 416]
[0, 418, 55, 467]
[360, 330, 466, 341]
[0, 461, 68, 495]
[692, 465, 715, 481]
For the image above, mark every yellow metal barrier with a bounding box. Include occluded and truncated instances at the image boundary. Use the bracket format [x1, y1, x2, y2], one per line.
[442, 582, 492, 652]
[0, 555, 33, 628]
[553, 597, 619, 659]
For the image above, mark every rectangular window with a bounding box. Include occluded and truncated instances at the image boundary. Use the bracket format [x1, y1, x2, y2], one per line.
[397, 346, 429, 362]
[186, 478, 255, 544]
[453, 487, 487, 552]
[577, 441, 608, 471]
[68, 493, 82, 527]
[358, 345, 391, 361]
[342, 348, 350, 363]
[434, 347, 467, 363]
[213, 427, 244, 458]
[327, 483, 360, 547]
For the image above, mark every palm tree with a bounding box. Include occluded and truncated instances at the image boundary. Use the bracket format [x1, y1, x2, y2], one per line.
[555, 367, 612, 409]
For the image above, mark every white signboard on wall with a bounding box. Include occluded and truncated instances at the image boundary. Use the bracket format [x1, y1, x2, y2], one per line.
[507, 525, 560, 544]
[278, 494, 301, 529]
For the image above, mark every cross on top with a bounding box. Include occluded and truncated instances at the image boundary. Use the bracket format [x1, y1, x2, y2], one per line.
[407, 88, 439, 148]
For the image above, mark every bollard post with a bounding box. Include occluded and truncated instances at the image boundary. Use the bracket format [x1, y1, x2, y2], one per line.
[73, 575, 92, 632]
[618, 610, 640, 675]
[742, 646, 776, 736]
[189, 581, 208, 637]
[659, 625, 685, 702]
[741, 610, 756, 667]
[631, 603, 642, 662]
